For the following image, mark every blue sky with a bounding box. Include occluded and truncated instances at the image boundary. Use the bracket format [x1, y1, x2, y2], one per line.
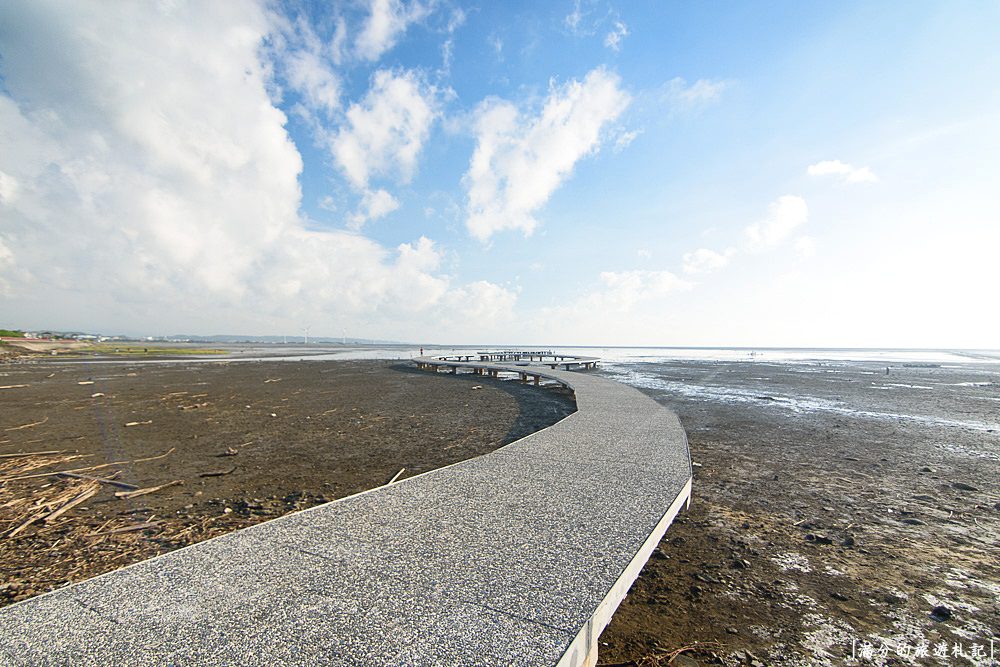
[1, 1, 997, 346]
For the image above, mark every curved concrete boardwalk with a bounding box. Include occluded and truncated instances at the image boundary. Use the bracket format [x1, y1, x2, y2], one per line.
[0, 357, 691, 666]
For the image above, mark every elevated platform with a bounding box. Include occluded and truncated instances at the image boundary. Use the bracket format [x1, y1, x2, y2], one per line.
[0, 354, 691, 666]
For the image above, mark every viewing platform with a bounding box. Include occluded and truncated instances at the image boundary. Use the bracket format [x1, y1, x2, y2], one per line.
[423, 351, 600, 371]
[0, 352, 691, 666]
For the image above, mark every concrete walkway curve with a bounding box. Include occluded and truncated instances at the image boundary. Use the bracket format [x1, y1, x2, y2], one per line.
[0, 353, 692, 666]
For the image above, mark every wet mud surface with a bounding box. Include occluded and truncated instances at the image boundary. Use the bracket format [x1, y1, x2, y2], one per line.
[3, 354, 998, 666]
[0, 359, 574, 606]
[599, 360, 1000, 666]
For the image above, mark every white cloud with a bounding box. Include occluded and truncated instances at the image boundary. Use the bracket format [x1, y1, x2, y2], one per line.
[807, 159, 878, 184]
[331, 17, 348, 65]
[284, 47, 341, 116]
[614, 129, 642, 152]
[744, 195, 809, 249]
[663, 77, 730, 108]
[0, 2, 508, 339]
[604, 21, 628, 51]
[598, 270, 691, 308]
[794, 236, 817, 258]
[534, 268, 691, 341]
[348, 188, 400, 229]
[269, 15, 342, 118]
[463, 67, 630, 241]
[0, 170, 19, 204]
[565, 0, 584, 32]
[355, 0, 429, 62]
[444, 280, 517, 323]
[489, 35, 504, 59]
[319, 195, 338, 212]
[682, 248, 734, 275]
[330, 69, 438, 190]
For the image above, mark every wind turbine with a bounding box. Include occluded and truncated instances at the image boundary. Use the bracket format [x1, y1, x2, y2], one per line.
[303, 326, 310, 345]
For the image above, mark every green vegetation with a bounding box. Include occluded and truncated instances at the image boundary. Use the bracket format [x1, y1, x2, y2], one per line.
[0, 329, 25, 338]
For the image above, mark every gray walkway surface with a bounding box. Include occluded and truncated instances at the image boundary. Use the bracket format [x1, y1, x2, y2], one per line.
[0, 357, 691, 666]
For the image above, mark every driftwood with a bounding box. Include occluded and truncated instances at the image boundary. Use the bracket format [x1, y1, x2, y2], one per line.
[0, 450, 70, 459]
[0, 447, 176, 483]
[115, 480, 183, 499]
[198, 466, 236, 478]
[90, 521, 163, 536]
[55, 471, 138, 491]
[4, 416, 49, 432]
[7, 483, 101, 537]
[387, 468, 406, 484]
[0, 384, 29, 390]
[45, 485, 99, 521]
[123, 420, 153, 427]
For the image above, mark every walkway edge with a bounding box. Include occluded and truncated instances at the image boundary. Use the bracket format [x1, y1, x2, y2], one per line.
[558, 478, 692, 667]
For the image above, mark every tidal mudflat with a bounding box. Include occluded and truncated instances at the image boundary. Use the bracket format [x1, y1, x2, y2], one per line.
[599, 357, 999, 666]
[0, 359, 574, 606]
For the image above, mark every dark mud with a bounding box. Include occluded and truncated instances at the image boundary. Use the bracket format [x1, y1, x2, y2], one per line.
[599, 360, 1000, 666]
[0, 359, 574, 606]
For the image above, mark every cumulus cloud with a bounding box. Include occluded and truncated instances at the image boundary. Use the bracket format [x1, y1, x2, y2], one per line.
[744, 195, 809, 249]
[355, 0, 429, 62]
[348, 188, 400, 229]
[604, 21, 628, 51]
[682, 248, 734, 275]
[463, 67, 630, 241]
[330, 69, 438, 190]
[283, 48, 341, 117]
[807, 159, 878, 184]
[268, 14, 342, 118]
[444, 280, 518, 322]
[0, 1, 509, 337]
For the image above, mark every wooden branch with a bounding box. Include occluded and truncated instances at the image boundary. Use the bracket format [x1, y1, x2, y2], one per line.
[55, 471, 139, 491]
[198, 466, 236, 478]
[0, 447, 176, 483]
[115, 480, 183, 499]
[89, 521, 163, 536]
[387, 468, 406, 484]
[4, 416, 49, 432]
[0, 450, 70, 459]
[45, 484, 100, 522]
